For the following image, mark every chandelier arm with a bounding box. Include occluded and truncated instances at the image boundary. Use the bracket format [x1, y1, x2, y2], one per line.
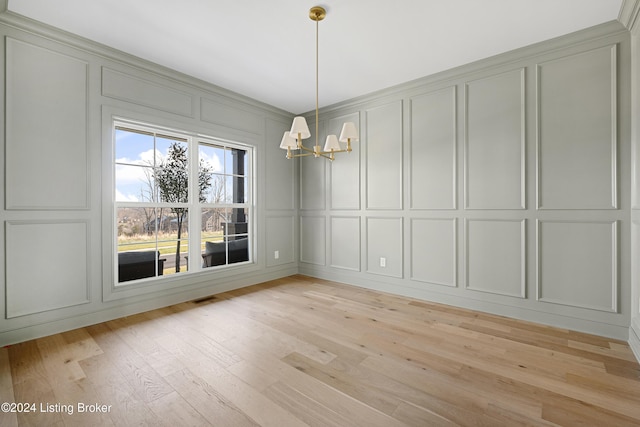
[289, 151, 333, 160]
[318, 149, 348, 155]
[298, 143, 317, 155]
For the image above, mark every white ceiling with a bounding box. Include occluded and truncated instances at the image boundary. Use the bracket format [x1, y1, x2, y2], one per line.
[7, 0, 624, 114]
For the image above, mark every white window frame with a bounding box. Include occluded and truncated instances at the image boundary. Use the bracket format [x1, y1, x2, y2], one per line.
[112, 119, 254, 287]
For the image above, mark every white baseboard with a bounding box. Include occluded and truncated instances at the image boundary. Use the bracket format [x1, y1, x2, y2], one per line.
[0, 266, 297, 347]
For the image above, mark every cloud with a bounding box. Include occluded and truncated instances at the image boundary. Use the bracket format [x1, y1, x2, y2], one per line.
[115, 188, 140, 202]
[199, 148, 223, 173]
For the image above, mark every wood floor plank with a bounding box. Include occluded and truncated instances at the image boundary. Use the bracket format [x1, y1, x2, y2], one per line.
[4, 275, 640, 426]
[146, 391, 211, 426]
[149, 320, 311, 427]
[0, 346, 18, 427]
[163, 368, 260, 427]
[86, 322, 175, 404]
[392, 400, 459, 427]
[78, 353, 162, 426]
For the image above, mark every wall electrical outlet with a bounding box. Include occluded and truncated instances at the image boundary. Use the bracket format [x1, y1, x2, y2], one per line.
[380, 257, 386, 267]
[274, 250, 280, 259]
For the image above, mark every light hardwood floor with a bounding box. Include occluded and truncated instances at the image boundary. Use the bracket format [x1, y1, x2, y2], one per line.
[2, 275, 640, 426]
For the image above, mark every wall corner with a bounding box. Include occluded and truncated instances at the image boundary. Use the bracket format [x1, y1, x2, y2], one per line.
[629, 318, 640, 364]
[620, 0, 640, 34]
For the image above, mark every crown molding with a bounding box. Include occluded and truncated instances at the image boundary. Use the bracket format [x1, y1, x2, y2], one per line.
[619, 0, 640, 33]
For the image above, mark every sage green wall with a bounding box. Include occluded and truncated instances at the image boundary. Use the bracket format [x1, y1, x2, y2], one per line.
[0, 11, 298, 345]
[299, 21, 633, 340]
[627, 0, 640, 359]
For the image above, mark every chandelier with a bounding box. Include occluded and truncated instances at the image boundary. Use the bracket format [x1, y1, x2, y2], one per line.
[279, 6, 359, 161]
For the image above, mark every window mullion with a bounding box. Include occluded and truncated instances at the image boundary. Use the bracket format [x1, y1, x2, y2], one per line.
[188, 136, 201, 272]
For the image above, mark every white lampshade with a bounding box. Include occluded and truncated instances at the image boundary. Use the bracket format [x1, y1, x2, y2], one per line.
[323, 134, 340, 152]
[339, 122, 359, 142]
[290, 117, 311, 139]
[280, 131, 298, 150]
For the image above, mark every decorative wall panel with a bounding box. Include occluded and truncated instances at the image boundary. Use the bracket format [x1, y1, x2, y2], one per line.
[410, 87, 456, 209]
[300, 216, 326, 265]
[411, 218, 456, 286]
[6, 221, 90, 318]
[366, 217, 403, 278]
[466, 219, 526, 297]
[537, 45, 617, 209]
[266, 216, 295, 267]
[465, 69, 525, 209]
[102, 67, 193, 117]
[266, 119, 295, 211]
[300, 140, 326, 211]
[201, 96, 262, 134]
[330, 216, 361, 271]
[330, 113, 361, 210]
[6, 38, 88, 209]
[537, 220, 617, 312]
[366, 101, 403, 210]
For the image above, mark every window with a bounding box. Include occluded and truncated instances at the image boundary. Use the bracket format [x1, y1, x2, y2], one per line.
[114, 121, 252, 285]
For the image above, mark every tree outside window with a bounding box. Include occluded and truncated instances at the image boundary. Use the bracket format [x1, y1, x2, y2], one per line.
[114, 122, 251, 284]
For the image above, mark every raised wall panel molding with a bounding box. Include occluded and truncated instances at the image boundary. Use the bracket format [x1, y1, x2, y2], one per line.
[300, 216, 326, 266]
[537, 220, 618, 312]
[6, 38, 89, 210]
[410, 218, 457, 287]
[330, 216, 361, 271]
[102, 67, 194, 117]
[632, 220, 640, 318]
[266, 216, 295, 267]
[366, 101, 403, 210]
[6, 220, 90, 318]
[465, 218, 526, 298]
[366, 217, 403, 278]
[536, 45, 617, 210]
[464, 68, 526, 210]
[266, 119, 295, 211]
[201, 95, 262, 135]
[300, 119, 327, 211]
[330, 112, 361, 210]
[410, 87, 457, 210]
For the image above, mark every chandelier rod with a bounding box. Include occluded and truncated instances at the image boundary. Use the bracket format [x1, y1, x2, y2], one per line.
[315, 9, 320, 154]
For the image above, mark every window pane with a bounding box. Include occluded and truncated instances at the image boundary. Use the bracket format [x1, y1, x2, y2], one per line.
[200, 207, 248, 268]
[230, 148, 247, 175]
[224, 147, 235, 174]
[115, 164, 155, 202]
[227, 235, 249, 265]
[233, 175, 247, 204]
[201, 207, 224, 268]
[115, 128, 155, 166]
[158, 208, 189, 275]
[200, 144, 225, 173]
[157, 238, 188, 276]
[224, 175, 234, 204]
[156, 140, 189, 203]
[117, 207, 163, 283]
[226, 208, 249, 265]
[202, 174, 223, 204]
